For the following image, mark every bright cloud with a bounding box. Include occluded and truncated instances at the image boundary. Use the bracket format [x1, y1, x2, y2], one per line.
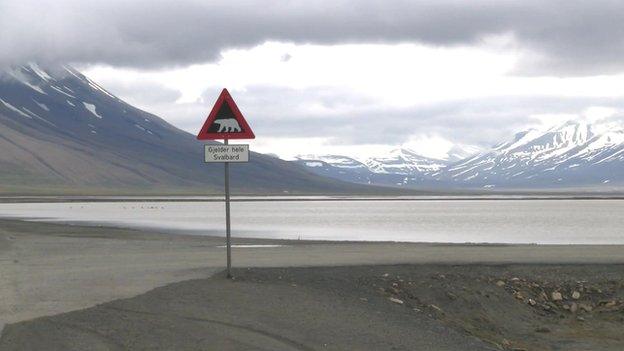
[83, 41, 624, 159]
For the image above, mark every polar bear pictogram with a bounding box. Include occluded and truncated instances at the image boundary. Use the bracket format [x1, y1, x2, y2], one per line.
[213, 118, 241, 132]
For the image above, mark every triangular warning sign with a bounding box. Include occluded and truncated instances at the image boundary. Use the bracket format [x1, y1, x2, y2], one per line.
[196, 88, 255, 140]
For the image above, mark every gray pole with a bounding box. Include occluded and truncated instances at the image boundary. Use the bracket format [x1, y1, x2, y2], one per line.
[224, 139, 232, 278]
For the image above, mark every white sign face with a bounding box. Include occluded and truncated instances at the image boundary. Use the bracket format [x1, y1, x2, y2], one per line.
[204, 144, 250, 163]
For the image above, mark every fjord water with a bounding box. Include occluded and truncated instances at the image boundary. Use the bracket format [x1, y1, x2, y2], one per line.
[0, 199, 622, 244]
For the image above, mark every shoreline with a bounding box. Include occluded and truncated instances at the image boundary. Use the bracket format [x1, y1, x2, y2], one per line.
[5, 216, 624, 247]
[2, 194, 624, 203]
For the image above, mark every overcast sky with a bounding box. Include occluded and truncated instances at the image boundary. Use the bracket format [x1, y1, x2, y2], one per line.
[3, 0, 624, 159]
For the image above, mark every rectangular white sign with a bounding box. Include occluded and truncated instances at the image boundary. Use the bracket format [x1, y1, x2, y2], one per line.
[204, 144, 249, 163]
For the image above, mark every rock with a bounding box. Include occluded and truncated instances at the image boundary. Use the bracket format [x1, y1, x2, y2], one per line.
[535, 327, 551, 333]
[514, 292, 524, 300]
[382, 273, 389, 277]
[570, 302, 578, 313]
[528, 298, 537, 306]
[446, 292, 457, 300]
[546, 302, 559, 311]
[572, 291, 581, 300]
[430, 304, 443, 312]
[577, 316, 585, 322]
[539, 292, 548, 301]
[551, 291, 563, 301]
[359, 297, 368, 302]
[389, 297, 404, 305]
[605, 301, 617, 308]
[496, 280, 505, 287]
[579, 303, 593, 312]
[511, 277, 521, 282]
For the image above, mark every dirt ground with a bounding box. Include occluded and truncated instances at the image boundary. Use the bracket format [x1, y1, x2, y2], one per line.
[3, 218, 623, 335]
[287, 264, 624, 351]
[2, 264, 623, 350]
[2, 219, 624, 350]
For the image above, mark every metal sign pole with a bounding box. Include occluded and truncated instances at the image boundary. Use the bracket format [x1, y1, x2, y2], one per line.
[197, 89, 254, 279]
[224, 139, 232, 278]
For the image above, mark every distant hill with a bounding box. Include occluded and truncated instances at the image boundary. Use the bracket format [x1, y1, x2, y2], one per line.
[0, 64, 389, 195]
[294, 149, 448, 187]
[444, 121, 624, 189]
[295, 122, 624, 190]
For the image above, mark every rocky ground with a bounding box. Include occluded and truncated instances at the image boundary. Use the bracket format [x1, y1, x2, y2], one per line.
[4, 264, 622, 350]
[240, 265, 624, 350]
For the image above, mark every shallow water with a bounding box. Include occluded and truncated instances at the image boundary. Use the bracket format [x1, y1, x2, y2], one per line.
[0, 199, 622, 244]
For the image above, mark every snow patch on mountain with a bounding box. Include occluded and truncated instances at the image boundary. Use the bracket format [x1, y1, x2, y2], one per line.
[33, 99, 50, 111]
[5, 67, 48, 95]
[83, 102, 103, 119]
[49, 85, 75, 98]
[296, 155, 368, 169]
[305, 161, 324, 167]
[28, 63, 54, 82]
[0, 98, 32, 119]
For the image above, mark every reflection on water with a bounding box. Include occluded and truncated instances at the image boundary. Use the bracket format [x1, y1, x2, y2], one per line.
[0, 199, 622, 244]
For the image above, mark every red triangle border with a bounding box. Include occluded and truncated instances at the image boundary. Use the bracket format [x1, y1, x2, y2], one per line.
[196, 88, 256, 140]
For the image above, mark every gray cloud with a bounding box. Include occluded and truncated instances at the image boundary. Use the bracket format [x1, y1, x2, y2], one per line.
[152, 85, 624, 148]
[2, 0, 624, 75]
[95, 79, 182, 106]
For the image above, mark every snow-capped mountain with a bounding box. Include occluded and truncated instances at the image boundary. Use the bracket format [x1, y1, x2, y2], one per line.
[295, 121, 624, 189]
[294, 155, 374, 184]
[364, 148, 446, 175]
[0, 63, 371, 194]
[444, 121, 624, 188]
[294, 149, 447, 187]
